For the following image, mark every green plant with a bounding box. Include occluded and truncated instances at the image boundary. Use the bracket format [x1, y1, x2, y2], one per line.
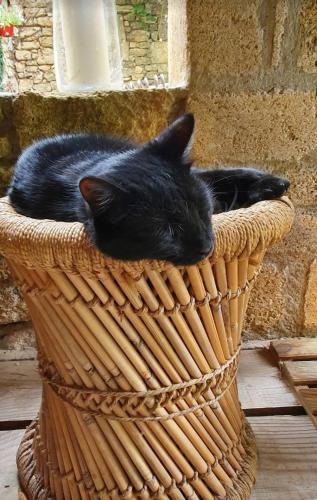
[0, 2, 23, 27]
[132, 3, 156, 30]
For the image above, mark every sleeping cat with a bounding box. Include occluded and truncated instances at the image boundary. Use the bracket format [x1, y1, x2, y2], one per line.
[8, 114, 289, 265]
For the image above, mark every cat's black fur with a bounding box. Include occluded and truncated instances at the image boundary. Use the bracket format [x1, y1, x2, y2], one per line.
[8, 114, 289, 265]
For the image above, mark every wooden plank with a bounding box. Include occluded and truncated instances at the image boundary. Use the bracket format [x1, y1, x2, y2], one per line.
[2, 418, 316, 500]
[0, 349, 302, 425]
[271, 338, 317, 361]
[249, 415, 317, 500]
[0, 429, 24, 500]
[297, 388, 317, 414]
[0, 360, 41, 423]
[242, 340, 271, 350]
[238, 349, 300, 414]
[283, 360, 317, 385]
[281, 359, 317, 429]
[0, 349, 37, 362]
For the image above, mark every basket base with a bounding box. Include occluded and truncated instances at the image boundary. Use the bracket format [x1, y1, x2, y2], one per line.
[17, 419, 257, 499]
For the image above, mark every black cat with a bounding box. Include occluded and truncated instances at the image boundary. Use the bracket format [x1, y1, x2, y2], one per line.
[8, 114, 289, 265]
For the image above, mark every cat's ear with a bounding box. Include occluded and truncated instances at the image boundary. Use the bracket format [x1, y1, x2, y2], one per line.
[146, 113, 195, 161]
[79, 176, 120, 215]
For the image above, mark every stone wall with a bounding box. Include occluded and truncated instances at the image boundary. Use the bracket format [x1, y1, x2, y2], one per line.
[0, 0, 317, 349]
[187, 0, 317, 340]
[116, 0, 168, 85]
[1, 0, 167, 93]
[3, 0, 55, 93]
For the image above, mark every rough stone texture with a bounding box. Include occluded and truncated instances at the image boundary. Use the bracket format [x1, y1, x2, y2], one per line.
[0, 256, 10, 281]
[117, 0, 168, 85]
[271, 0, 287, 68]
[2, 37, 19, 93]
[0, 281, 30, 325]
[2, 0, 56, 93]
[186, 0, 317, 339]
[258, 157, 317, 208]
[189, 92, 317, 164]
[0, 164, 14, 196]
[2, 0, 168, 92]
[245, 208, 317, 338]
[244, 262, 287, 340]
[297, 0, 317, 73]
[0, 321, 35, 350]
[304, 259, 317, 330]
[12, 89, 187, 149]
[187, 0, 262, 87]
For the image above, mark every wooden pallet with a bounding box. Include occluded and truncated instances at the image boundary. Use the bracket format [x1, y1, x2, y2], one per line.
[271, 338, 317, 430]
[1, 342, 317, 500]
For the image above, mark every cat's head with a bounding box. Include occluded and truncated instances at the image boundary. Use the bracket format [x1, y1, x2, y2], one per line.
[79, 114, 214, 265]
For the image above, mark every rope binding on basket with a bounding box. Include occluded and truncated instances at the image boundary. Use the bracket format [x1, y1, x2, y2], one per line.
[39, 345, 241, 421]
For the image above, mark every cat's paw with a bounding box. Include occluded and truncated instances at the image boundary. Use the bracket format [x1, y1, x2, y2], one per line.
[246, 174, 290, 205]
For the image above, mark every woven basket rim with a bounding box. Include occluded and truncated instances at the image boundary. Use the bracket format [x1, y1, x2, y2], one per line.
[0, 196, 294, 276]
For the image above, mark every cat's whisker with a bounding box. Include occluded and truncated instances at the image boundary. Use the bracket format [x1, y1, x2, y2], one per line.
[210, 173, 252, 186]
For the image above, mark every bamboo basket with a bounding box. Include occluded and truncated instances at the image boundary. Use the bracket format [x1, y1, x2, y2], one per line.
[0, 196, 294, 500]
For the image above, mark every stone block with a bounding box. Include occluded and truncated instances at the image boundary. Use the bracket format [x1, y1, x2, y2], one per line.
[258, 157, 317, 208]
[150, 41, 167, 64]
[25, 65, 38, 74]
[43, 71, 55, 82]
[19, 79, 34, 92]
[123, 14, 135, 21]
[135, 56, 150, 65]
[0, 281, 29, 324]
[19, 41, 40, 50]
[271, 0, 288, 68]
[37, 16, 52, 27]
[116, 5, 133, 13]
[126, 30, 149, 42]
[244, 208, 317, 338]
[188, 0, 261, 86]
[0, 137, 11, 158]
[37, 48, 54, 65]
[24, 6, 47, 16]
[21, 0, 49, 6]
[244, 263, 286, 338]
[304, 259, 317, 330]
[20, 27, 41, 39]
[189, 92, 317, 164]
[34, 83, 52, 92]
[0, 164, 14, 196]
[15, 50, 32, 61]
[0, 322, 35, 350]
[34, 72, 44, 83]
[15, 62, 25, 72]
[41, 36, 53, 48]
[12, 89, 188, 149]
[129, 48, 148, 56]
[137, 41, 150, 49]
[297, 0, 317, 73]
[42, 28, 52, 36]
